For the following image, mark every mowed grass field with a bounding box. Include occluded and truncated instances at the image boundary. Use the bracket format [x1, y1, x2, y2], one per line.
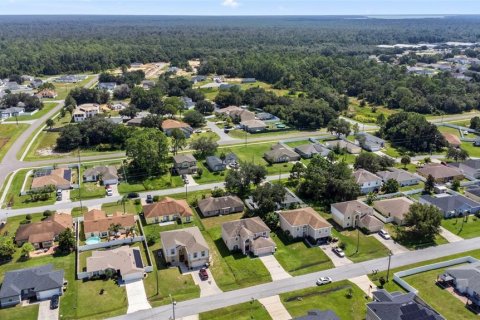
[0, 123, 29, 161]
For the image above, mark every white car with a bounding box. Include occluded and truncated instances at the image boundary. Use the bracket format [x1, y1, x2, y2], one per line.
[332, 247, 345, 258]
[378, 229, 391, 240]
[316, 276, 332, 286]
[106, 189, 113, 196]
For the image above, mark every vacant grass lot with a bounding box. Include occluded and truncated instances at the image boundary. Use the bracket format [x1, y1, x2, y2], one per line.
[0, 123, 29, 161]
[281, 280, 368, 320]
[442, 215, 480, 239]
[101, 200, 140, 215]
[118, 173, 184, 194]
[199, 300, 272, 320]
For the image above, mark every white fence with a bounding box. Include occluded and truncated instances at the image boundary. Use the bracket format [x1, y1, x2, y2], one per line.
[78, 236, 145, 252]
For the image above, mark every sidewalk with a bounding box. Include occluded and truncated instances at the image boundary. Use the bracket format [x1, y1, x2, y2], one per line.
[440, 226, 463, 243]
[258, 295, 291, 320]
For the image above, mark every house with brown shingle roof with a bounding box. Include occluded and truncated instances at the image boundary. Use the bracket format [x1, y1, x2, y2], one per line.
[354, 169, 383, 194]
[331, 200, 384, 233]
[221, 217, 275, 256]
[264, 143, 301, 164]
[31, 168, 72, 191]
[161, 119, 193, 137]
[160, 227, 209, 269]
[83, 209, 136, 239]
[417, 163, 464, 183]
[143, 197, 193, 224]
[15, 213, 73, 249]
[279, 207, 332, 242]
[217, 106, 255, 123]
[198, 195, 244, 217]
[373, 197, 413, 225]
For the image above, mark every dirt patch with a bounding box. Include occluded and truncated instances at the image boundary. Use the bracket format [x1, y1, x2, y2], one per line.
[0, 138, 9, 150]
[36, 147, 70, 157]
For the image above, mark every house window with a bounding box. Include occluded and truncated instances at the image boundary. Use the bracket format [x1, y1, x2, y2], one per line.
[193, 252, 198, 258]
[201, 251, 206, 257]
[170, 249, 175, 255]
[185, 216, 190, 222]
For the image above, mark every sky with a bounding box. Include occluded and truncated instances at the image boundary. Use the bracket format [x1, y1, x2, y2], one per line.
[1, 0, 480, 16]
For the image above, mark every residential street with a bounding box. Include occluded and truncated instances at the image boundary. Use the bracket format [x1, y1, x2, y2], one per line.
[110, 236, 480, 320]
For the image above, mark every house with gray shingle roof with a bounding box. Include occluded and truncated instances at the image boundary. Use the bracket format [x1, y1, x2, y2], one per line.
[221, 217, 275, 256]
[356, 132, 385, 152]
[441, 261, 480, 308]
[83, 165, 119, 185]
[264, 143, 300, 164]
[376, 168, 420, 187]
[419, 194, 480, 218]
[294, 143, 331, 159]
[198, 195, 244, 217]
[206, 156, 226, 172]
[160, 227, 209, 269]
[354, 169, 383, 194]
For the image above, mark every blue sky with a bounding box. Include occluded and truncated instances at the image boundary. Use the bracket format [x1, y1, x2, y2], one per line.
[1, 0, 479, 15]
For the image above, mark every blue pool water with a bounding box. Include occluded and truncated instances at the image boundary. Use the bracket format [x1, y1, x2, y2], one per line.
[85, 236, 101, 245]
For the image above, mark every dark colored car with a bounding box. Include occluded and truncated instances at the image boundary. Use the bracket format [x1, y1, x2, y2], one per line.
[146, 195, 153, 203]
[50, 295, 59, 309]
[199, 268, 209, 281]
[127, 192, 139, 199]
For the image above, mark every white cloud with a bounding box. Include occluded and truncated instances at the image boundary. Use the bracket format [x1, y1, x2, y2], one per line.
[222, 0, 239, 8]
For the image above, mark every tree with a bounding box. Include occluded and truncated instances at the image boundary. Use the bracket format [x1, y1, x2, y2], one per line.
[290, 162, 305, 180]
[446, 147, 469, 162]
[170, 128, 187, 155]
[126, 128, 170, 177]
[401, 155, 411, 169]
[46, 118, 55, 130]
[0, 237, 16, 259]
[109, 223, 122, 236]
[452, 178, 461, 191]
[119, 105, 139, 119]
[365, 192, 377, 205]
[146, 233, 158, 246]
[140, 114, 163, 129]
[376, 113, 386, 127]
[195, 100, 215, 115]
[58, 228, 75, 252]
[225, 162, 267, 196]
[354, 152, 394, 173]
[352, 123, 360, 135]
[381, 178, 399, 194]
[424, 174, 435, 193]
[402, 203, 442, 242]
[56, 125, 82, 151]
[471, 116, 480, 131]
[252, 183, 286, 217]
[183, 110, 205, 128]
[326, 151, 338, 163]
[21, 242, 35, 258]
[197, 167, 203, 178]
[327, 118, 351, 137]
[190, 136, 218, 158]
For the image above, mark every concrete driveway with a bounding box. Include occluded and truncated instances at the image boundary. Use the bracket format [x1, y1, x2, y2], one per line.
[125, 280, 151, 314]
[190, 268, 222, 297]
[258, 295, 291, 320]
[372, 234, 409, 255]
[440, 226, 463, 243]
[55, 190, 70, 205]
[38, 300, 59, 320]
[185, 174, 198, 186]
[320, 244, 353, 267]
[110, 184, 120, 197]
[259, 255, 291, 281]
[205, 121, 239, 143]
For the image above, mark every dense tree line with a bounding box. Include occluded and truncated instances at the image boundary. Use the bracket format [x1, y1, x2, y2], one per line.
[99, 70, 145, 87]
[1, 93, 43, 112]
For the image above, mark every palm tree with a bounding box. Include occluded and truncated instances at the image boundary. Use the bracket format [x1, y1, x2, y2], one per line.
[117, 195, 128, 214]
[108, 223, 122, 238]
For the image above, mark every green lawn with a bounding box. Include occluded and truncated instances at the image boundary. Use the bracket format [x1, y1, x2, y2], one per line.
[101, 200, 140, 215]
[272, 231, 334, 276]
[118, 173, 184, 194]
[199, 300, 272, 320]
[281, 280, 368, 320]
[0, 123, 29, 161]
[71, 206, 88, 217]
[438, 126, 461, 136]
[194, 161, 226, 184]
[442, 215, 480, 239]
[399, 181, 424, 192]
[3, 169, 56, 209]
[4, 102, 58, 122]
[383, 224, 448, 250]
[228, 128, 300, 139]
[0, 305, 38, 320]
[284, 140, 312, 148]
[384, 143, 402, 158]
[347, 98, 397, 124]
[458, 141, 480, 158]
[333, 228, 390, 263]
[70, 182, 105, 201]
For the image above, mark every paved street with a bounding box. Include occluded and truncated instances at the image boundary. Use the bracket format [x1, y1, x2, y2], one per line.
[372, 234, 409, 254]
[109, 236, 480, 320]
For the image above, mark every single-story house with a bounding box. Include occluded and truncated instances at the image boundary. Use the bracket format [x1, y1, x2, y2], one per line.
[143, 197, 193, 224]
[324, 139, 362, 154]
[373, 197, 413, 225]
[161, 119, 194, 138]
[279, 207, 332, 242]
[181, 96, 195, 109]
[142, 80, 156, 90]
[440, 262, 480, 308]
[442, 132, 461, 147]
[356, 132, 385, 152]
[366, 290, 444, 320]
[191, 75, 207, 83]
[83, 166, 119, 185]
[31, 78, 44, 88]
[241, 78, 256, 83]
[417, 164, 464, 183]
[449, 159, 480, 180]
[293, 310, 340, 320]
[331, 200, 384, 233]
[376, 168, 420, 187]
[126, 117, 143, 127]
[83, 209, 136, 239]
[173, 154, 198, 175]
[294, 143, 331, 159]
[264, 143, 301, 164]
[419, 194, 480, 217]
[86, 246, 145, 282]
[15, 213, 73, 249]
[221, 217, 275, 256]
[206, 156, 226, 172]
[108, 102, 127, 111]
[354, 169, 383, 194]
[0, 264, 64, 308]
[198, 195, 244, 217]
[98, 82, 117, 92]
[31, 167, 72, 191]
[240, 119, 268, 133]
[465, 186, 480, 203]
[35, 89, 57, 99]
[73, 103, 100, 122]
[160, 226, 210, 269]
[224, 152, 239, 167]
[0, 106, 24, 119]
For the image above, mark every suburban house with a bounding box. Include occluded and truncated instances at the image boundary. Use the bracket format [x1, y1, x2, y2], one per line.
[0, 106, 24, 119]
[98, 82, 117, 91]
[356, 132, 386, 152]
[181, 96, 195, 109]
[160, 226, 210, 269]
[279, 207, 332, 242]
[354, 169, 383, 194]
[173, 154, 198, 175]
[83, 165, 119, 185]
[143, 197, 193, 224]
[293, 310, 340, 320]
[206, 156, 227, 172]
[161, 119, 194, 138]
[198, 195, 244, 217]
[419, 194, 480, 217]
[440, 261, 480, 309]
[126, 117, 143, 127]
[366, 289, 444, 320]
[324, 139, 362, 154]
[375, 168, 420, 187]
[245, 186, 304, 211]
[15, 213, 73, 249]
[264, 143, 301, 164]
[83, 209, 136, 239]
[223, 152, 238, 166]
[0, 264, 65, 308]
[449, 159, 480, 180]
[240, 119, 268, 133]
[442, 132, 461, 147]
[294, 143, 331, 159]
[108, 102, 127, 111]
[73, 103, 100, 122]
[217, 106, 255, 123]
[31, 78, 44, 88]
[465, 186, 480, 203]
[417, 164, 464, 183]
[85, 246, 145, 282]
[35, 89, 57, 99]
[31, 167, 72, 190]
[331, 200, 384, 233]
[241, 78, 256, 83]
[373, 197, 414, 225]
[221, 217, 276, 256]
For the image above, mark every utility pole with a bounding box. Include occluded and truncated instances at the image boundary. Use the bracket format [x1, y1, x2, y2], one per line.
[169, 294, 176, 320]
[122, 160, 128, 184]
[77, 149, 83, 213]
[386, 251, 393, 282]
[185, 181, 188, 201]
[355, 213, 360, 254]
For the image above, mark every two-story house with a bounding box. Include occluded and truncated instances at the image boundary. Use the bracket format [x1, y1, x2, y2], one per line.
[331, 200, 384, 233]
[160, 227, 209, 269]
[173, 154, 198, 175]
[278, 207, 332, 243]
[73, 103, 100, 122]
[354, 169, 383, 194]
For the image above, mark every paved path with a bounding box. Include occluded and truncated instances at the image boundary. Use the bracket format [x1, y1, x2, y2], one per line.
[125, 280, 151, 314]
[259, 255, 291, 281]
[372, 234, 409, 255]
[38, 300, 58, 320]
[110, 236, 480, 320]
[258, 295, 291, 320]
[190, 269, 222, 297]
[439, 226, 464, 243]
[349, 275, 377, 298]
[320, 244, 353, 267]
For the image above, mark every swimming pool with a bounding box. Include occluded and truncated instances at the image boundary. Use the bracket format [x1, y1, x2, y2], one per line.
[85, 236, 101, 245]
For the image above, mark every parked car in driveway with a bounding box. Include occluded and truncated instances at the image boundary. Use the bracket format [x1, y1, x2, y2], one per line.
[332, 247, 345, 257]
[199, 268, 209, 280]
[378, 229, 391, 240]
[316, 276, 332, 286]
[106, 189, 113, 196]
[146, 195, 153, 203]
[50, 295, 59, 309]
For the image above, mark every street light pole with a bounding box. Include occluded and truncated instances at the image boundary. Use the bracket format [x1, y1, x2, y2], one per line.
[386, 251, 393, 282]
